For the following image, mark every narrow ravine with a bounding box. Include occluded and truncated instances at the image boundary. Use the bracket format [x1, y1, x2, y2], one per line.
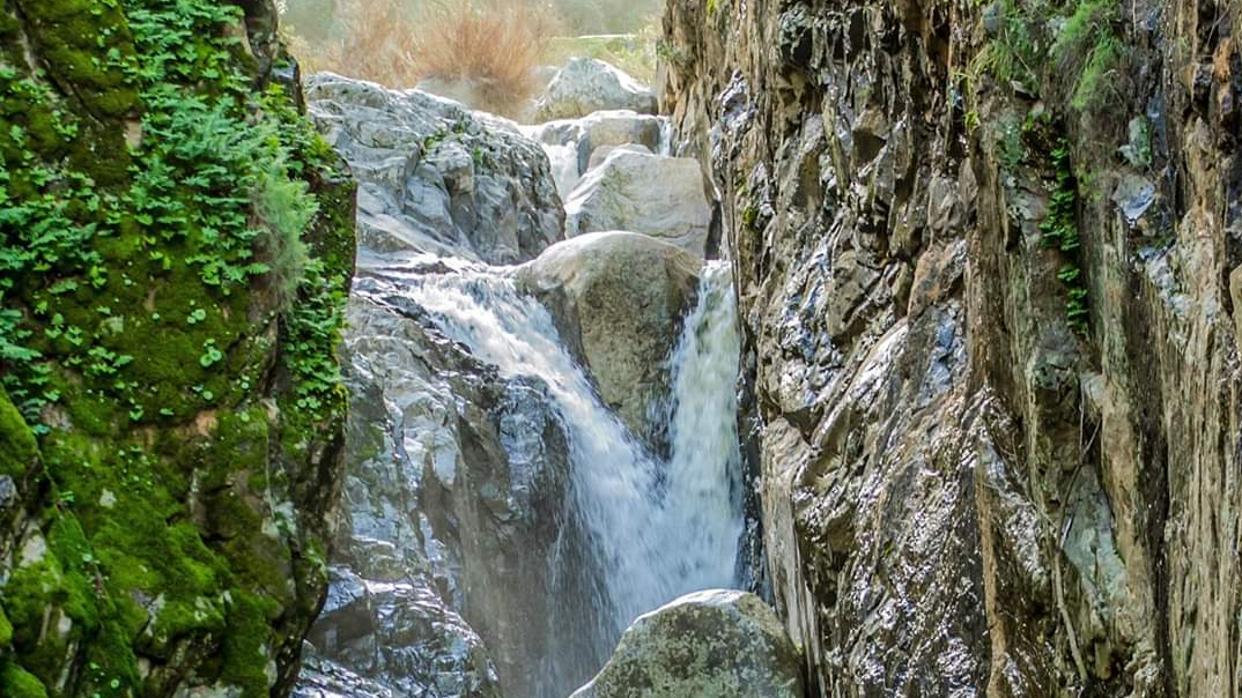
[296, 67, 751, 698]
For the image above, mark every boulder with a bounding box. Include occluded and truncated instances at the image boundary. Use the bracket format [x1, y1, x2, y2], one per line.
[307, 73, 564, 265]
[516, 232, 701, 447]
[570, 590, 804, 698]
[523, 110, 667, 198]
[565, 150, 712, 256]
[303, 568, 502, 698]
[535, 58, 658, 122]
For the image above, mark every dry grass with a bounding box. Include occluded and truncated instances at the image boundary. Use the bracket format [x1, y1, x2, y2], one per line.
[284, 0, 556, 117]
[412, 0, 558, 115]
[285, 0, 420, 87]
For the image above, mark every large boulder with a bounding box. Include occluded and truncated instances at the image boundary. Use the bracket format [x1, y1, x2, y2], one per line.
[565, 150, 712, 256]
[570, 590, 804, 698]
[535, 58, 658, 122]
[516, 232, 701, 447]
[307, 74, 564, 265]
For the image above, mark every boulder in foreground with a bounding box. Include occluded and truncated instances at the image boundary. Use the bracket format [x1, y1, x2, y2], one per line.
[570, 589, 804, 698]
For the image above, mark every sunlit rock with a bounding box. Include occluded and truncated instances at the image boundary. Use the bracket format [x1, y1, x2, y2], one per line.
[535, 58, 657, 121]
[517, 232, 701, 446]
[570, 590, 803, 698]
[564, 150, 711, 256]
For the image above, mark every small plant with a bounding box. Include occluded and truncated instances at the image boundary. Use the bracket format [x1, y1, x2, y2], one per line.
[1070, 35, 1122, 111]
[1039, 137, 1090, 334]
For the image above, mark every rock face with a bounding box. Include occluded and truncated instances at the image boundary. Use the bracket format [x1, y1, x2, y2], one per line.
[297, 278, 592, 698]
[570, 590, 803, 698]
[664, 0, 1242, 694]
[535, 58, 658, 122]
[565, 150, 713, 256]
[517, 232, 701, 448]
[0, 1, 354, 696]
[300, 77, 616, 697]
[307, 74, 564, 265]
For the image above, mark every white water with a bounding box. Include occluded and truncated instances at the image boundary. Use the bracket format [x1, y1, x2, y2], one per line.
[388, 259, 745, 641]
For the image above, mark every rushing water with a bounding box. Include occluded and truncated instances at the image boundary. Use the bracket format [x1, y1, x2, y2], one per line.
[388, 258, 745, 679]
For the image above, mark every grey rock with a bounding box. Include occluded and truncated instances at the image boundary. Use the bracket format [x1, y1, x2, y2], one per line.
[569, 590, 803, 698]
[301, 268, 603, 698]
[535, 58, 658, 122]
[523, 110, 669, 198]
[306, 74, 564, 265]
[564, 150, 712, 256]
[516, 232, 701, 448]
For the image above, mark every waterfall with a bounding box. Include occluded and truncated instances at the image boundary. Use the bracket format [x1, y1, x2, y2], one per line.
[652, 261, 745, 599]
[384, 258, 745, 676]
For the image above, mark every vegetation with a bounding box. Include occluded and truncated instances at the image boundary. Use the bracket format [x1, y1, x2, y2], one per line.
[282, 0, 663, 116]
[972, 0, 1125, 112]
[0, 0, 353, 695]
[1040, 136, 1091, 334]
[284, 0, 556, 116]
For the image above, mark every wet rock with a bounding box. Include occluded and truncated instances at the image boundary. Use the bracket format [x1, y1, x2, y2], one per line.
[306, 74, 564, 264]
[565, 150, 712, 256]
[302, 270, 600, 698]
[535, 58, 658, 122]
[517, 232, 701, 447]
[569, 590, 803, 698]
[663, 0, 1242, 693]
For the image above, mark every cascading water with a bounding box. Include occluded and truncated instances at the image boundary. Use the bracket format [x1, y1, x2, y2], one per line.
[382, 257, 745, 687]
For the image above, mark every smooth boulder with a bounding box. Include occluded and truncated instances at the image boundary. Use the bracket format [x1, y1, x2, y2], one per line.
[565, 150, 712, 257]
[570, 590, 804, 698]
[516, 232, 701, 447]
[535, 58, 658, 121]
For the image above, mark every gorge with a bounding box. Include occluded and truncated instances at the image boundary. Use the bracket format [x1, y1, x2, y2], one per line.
[4, 0, 1242, 697]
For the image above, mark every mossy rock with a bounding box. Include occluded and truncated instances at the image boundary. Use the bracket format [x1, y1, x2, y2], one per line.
[0, 0, 355, 695]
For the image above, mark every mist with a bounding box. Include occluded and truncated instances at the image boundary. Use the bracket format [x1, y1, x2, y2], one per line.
[280, 0, 663, 41]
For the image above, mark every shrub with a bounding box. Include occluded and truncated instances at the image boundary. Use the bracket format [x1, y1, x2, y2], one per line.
[284, 0, 421, 88]
[411, 0, 557, 115]
[283, 0, 554, 116]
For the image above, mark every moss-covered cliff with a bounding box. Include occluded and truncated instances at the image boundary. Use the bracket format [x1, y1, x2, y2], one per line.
[664, 0, 1241, 694]
[0, 0, 355, 695]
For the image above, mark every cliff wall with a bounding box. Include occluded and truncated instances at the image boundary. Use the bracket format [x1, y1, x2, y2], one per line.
[663, 0, 1242, 694]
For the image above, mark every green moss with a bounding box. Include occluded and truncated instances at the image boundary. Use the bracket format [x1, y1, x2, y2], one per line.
[0, 661, 49, 698]
[219, 591, 282, 696]
[0, 388, 36, 479]
[0, 606, 13, 647]
[0, 0, 354, 694]
[11, 0, 139, 118]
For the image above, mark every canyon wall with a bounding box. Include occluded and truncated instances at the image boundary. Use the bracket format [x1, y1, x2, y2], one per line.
[663, 0, 1242, 694]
